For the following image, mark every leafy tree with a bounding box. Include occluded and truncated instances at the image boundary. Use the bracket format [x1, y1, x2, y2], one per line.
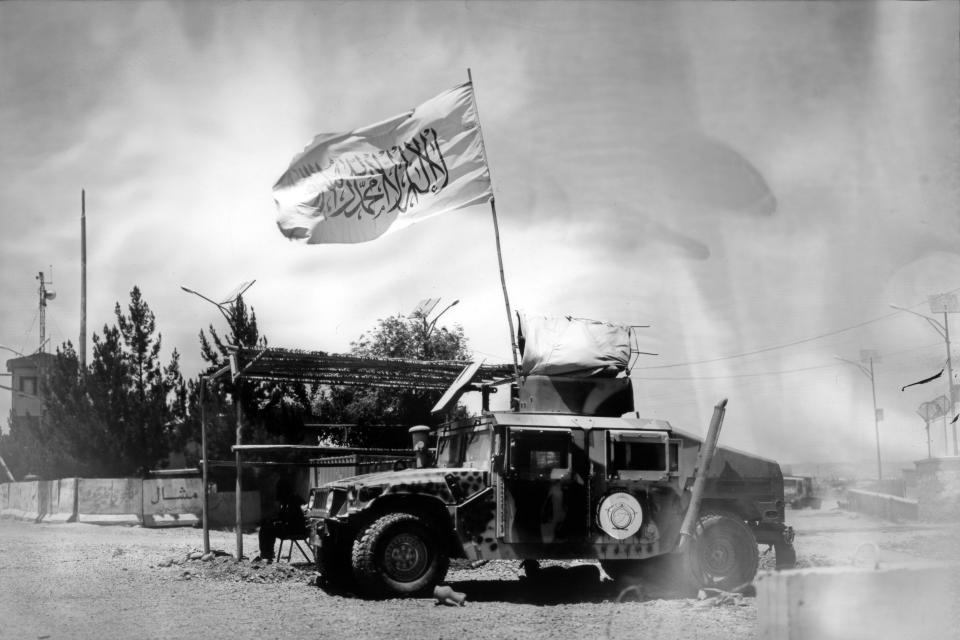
[312, 313, 471, 448]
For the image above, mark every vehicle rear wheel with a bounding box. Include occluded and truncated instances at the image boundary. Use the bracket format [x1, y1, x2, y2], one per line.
[688, 513, 759, 591]
[351, 512, 449, 598]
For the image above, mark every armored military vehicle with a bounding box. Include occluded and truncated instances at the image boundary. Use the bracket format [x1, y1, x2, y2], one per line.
[783, 475, 821, 510]
[306, 315, 796, 597]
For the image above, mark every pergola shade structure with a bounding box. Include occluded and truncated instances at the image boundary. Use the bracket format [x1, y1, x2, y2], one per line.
[215, 345, 512, 559]
[228, 346, 514, 391]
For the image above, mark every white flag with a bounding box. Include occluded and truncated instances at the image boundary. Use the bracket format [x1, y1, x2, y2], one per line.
[273, 82, 493, 244]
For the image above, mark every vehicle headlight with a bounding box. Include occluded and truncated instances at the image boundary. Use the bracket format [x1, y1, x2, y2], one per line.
[324, 491, 335, 512]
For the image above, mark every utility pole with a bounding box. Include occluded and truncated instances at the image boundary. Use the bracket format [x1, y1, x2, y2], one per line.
[891, 294, 959, 456]
[37, 271, 56, 352]
[80, 189, 87, 370]
[836, 351, 883, 480]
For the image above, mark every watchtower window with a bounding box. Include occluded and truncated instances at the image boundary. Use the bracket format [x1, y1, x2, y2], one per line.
[19, 376, 37, 396]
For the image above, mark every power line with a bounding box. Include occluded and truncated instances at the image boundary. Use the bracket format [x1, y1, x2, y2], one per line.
[632, 362, 838, 380]
[634, 312, 901, 370]
[632, 341, 944, 383]
[634, 287, 960, 371]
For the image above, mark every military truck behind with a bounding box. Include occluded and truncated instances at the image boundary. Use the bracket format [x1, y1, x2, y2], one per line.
[306, 316, 796, 597]
[783, 475, 821, 510]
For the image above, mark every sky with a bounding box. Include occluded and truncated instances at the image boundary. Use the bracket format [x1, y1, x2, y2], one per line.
[1, 1, 958, 473]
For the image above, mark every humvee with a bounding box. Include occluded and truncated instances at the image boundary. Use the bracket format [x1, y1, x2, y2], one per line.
[783, 475, 821, 510]
[306, 316, 796, 597]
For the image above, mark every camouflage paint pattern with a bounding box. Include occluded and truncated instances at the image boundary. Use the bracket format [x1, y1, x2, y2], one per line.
[308, 410, 794, 563]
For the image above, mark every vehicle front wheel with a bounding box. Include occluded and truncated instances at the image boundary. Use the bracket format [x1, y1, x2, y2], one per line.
[351, 512, 449, 598]
[688, 513, 759, 591]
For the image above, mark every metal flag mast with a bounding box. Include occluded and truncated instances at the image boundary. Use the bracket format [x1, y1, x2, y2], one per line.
[467, 68, 521, 379]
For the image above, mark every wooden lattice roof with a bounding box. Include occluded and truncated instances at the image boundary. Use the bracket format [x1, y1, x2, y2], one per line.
[228, 346, 514, 391]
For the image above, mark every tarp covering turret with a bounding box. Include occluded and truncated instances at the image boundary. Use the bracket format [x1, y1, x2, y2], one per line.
[517, 313, 631, 377]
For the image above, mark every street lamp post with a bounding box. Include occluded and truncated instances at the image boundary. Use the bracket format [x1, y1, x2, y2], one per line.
[181, 281, 256, 559]
[836, 353, 883, 480]
[891, 296, 959, 456]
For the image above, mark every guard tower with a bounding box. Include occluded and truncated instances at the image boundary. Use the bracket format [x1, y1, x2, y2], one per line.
[6, 353, 55, 420]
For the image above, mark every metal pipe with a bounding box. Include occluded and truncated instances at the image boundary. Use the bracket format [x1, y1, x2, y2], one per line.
[235, 398, 243, 559]
[467, 68, 520, 379]
[869, 358, 882, 480]
[676, 398, 727, 554]
[200, 376, 210, 555]
[945, 312, 958, 456]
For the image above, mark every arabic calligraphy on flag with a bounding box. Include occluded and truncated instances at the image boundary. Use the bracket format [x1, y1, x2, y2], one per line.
[273, 82, 493, 244]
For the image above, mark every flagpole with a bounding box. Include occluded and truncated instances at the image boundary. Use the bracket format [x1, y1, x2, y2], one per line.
[467, 68, 520, 378]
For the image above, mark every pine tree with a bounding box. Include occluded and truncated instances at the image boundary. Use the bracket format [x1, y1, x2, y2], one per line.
[9, 287, 188, 477]
[182, 295, 310, 464]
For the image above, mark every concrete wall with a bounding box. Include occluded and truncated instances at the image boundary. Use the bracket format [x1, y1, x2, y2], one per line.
[757, 563, 956, 640]
[913, 456, 960, 521]
[76, 478, 143, 525]
[141, 477, 202, 527]
[44, 478, 78, 523]
[1, 480, 39, 521]
[844, 488, 919, 521]
[1, 478, 260, 529]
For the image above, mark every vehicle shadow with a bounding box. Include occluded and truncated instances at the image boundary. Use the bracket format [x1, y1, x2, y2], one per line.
[315, 564, 697, 604]
[443, 565, 690, 605]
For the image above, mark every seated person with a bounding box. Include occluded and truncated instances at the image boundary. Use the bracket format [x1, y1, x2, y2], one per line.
[257, 478, 306, 562]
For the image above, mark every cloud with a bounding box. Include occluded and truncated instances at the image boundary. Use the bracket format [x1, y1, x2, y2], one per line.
[1, 1, 958, 468]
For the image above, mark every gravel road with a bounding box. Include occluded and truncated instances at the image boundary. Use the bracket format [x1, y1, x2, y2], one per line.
[0, 501, 955, 640]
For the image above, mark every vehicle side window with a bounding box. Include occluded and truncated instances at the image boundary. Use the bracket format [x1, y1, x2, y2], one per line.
[508, 430, 570, 479]
[612, 440, 666, 471]
[607, 431, 670, 480]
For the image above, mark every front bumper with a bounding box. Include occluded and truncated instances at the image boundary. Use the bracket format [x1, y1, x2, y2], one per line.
[753, 522, 796, 569]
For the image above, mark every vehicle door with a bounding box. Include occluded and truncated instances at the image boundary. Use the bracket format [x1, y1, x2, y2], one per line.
[500, 426, 589, 544]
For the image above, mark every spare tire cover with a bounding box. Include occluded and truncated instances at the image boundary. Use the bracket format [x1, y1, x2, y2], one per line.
[597, 492, 643, 539]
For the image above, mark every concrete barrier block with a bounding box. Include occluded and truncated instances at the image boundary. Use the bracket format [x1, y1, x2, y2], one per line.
[757, 563, 957, 640]
[1, 481, 40, 521]
[37, 480, 57, 521]
[76, 478, 142, 525]
[846, 489, 919, 521]
[43, 478, 78, 523]
[142, 477, 202, 528]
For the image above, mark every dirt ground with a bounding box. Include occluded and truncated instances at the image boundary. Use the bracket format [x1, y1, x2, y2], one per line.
[0, 501, 957, 640]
